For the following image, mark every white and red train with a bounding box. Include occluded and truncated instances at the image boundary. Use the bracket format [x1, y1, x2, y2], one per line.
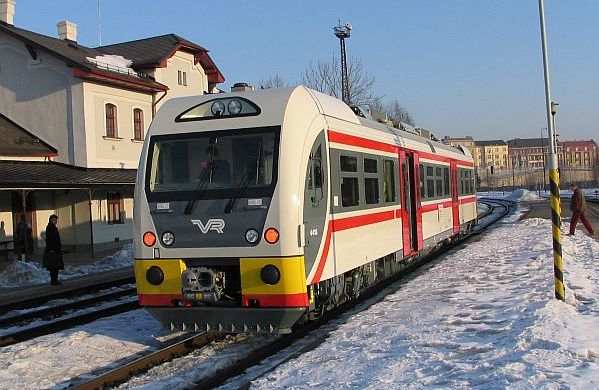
[133, 86, 477, 333]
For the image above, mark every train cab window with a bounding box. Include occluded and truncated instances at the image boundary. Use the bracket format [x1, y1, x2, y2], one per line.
[340, 155, 358, 172]
[147, 127, 279, 196]
[443, 167, 450, 196]
[341, 177, 359, 207]
[419, 163, 424, 199]
[435, 167, 443, 197]
[426, 166, 435, 198]
[383, 160, 396, 203]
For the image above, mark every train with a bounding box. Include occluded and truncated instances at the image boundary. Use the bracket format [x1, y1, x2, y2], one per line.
[133, 86, 477, 334]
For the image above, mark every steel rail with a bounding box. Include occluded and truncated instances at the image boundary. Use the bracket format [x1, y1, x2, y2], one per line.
[0, 287, 137, 328]
[0, 299, 138, 347]
[68, 332, 226, 390]
[0, 275, 135, 315]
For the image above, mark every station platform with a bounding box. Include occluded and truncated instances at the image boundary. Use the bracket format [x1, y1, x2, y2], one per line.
[0, 266, 134, 308]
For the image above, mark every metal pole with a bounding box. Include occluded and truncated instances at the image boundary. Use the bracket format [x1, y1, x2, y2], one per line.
[538, 0, 564, 301]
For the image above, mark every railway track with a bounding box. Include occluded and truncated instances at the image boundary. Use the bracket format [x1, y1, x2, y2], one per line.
[0, 274, 135, 315]
[68, 199, 514, 389]
[0, 288, 139, 347]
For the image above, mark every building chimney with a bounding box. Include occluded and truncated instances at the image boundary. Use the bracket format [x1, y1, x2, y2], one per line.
[231, 82, 253, 92]
[0, 0, 15, 26]
[57, 20, 77, 42]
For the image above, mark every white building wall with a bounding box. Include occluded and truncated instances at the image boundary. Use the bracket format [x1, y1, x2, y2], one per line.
[0, 33, 75, 164]
[153, 50, 208, 110]
[82, 81, 152, 168]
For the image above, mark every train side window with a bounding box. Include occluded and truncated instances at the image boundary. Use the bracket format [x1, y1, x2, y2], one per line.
[364, 158, 377, 173]
[341, 177, 359, 207]
[435, 166, 443, 197]
[426, 165, 435, 199]
[340, 155, 357, 172]
[383, 160, 396, 203]
[364, 158, 379, 205]
[443, 167, 450, 196]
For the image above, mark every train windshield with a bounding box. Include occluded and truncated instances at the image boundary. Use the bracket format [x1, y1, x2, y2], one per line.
[147, 127, 279, 197]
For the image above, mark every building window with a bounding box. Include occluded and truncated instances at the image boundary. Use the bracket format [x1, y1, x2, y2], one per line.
[105, 103, 118, 138]
[107, 192, 124, 225]
[133, 108, 144, 141]
[178, 70, 187, 86]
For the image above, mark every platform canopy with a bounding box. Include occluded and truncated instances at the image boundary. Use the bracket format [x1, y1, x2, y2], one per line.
[0, 113, 58, 157]
[0, 160, 136, 189]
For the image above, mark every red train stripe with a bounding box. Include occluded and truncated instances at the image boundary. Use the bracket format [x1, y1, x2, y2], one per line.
[242, 293, 309, 307]
[328, 130, 398, 154]
[460, 196, 477, 204]
[310, 221, 333, 284]
[332, 210, 395, 231]
[421, 200, 453, 212]
[138, 293, 182, 306]
[328, 129, 474, 167]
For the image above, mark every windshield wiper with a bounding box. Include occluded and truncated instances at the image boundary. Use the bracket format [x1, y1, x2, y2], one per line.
[184, 178, 209, 215]
[224, 140, 262, 214]
[224, 169, 253, 214]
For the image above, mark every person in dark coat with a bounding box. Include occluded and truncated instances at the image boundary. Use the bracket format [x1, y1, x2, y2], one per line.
[43, 214, 64, 285]
[568, 183, 595, 236]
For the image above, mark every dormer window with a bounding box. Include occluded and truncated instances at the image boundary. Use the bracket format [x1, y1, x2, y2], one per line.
[105, 103, 118, 138]
[133, 108, 144, 141]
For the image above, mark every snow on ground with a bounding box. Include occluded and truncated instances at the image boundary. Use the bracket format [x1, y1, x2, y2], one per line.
[244, 219, 599, 388]
[0, 244, 133, 288]
[0, 309, 172, 390]
[478, 189, 542, 202]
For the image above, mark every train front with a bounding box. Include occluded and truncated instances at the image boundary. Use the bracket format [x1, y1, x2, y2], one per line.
[133, 88, 314, 334]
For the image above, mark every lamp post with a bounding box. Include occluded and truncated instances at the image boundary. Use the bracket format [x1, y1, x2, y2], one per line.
[333, 21, 352, 105]
[538, 0, 564, 301]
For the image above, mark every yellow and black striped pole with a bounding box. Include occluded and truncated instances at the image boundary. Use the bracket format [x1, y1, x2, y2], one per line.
[538, 0, 565, 301]
[549, 168, 565, 300]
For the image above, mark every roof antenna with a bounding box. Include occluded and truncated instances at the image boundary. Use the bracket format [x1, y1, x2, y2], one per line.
[97, 0, 103, 46]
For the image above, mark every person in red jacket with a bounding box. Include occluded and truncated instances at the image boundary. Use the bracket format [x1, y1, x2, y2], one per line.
[568, 183, 595, 236]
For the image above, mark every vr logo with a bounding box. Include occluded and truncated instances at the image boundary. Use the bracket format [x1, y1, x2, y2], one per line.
[191, 219, 225, 234]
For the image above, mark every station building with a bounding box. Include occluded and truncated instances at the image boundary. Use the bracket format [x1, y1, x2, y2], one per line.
[0, 0, 224, 258]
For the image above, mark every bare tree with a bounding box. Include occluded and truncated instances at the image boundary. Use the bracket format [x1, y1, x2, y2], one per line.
[258, 74, 286, 89]
[300, 55, 382, 107]
[384, 99, 415, 126]
[370, 98, 415, 127]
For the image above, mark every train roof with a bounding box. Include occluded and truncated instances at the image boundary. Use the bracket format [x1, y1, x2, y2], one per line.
[151, 86, 471, 162]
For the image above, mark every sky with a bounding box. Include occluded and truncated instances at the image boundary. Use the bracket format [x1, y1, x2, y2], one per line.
[11, 1, 599, 141]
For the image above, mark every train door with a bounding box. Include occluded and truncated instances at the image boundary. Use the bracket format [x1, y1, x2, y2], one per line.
[303, 132, 329, 275]
[400, 151, 419, 256]
[451, 161, 460, 233]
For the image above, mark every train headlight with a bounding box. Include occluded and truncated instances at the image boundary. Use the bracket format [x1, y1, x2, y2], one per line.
[161, 231, 175, 246]
[264, 228, 279, 244]
[146, 266, 164, 286]
[245, 229, 260, 244]
[210, 101, 226, 116]
[143, 231, 156, 247]
[260, 264, 280, 285]
[228, 99, 242, 115]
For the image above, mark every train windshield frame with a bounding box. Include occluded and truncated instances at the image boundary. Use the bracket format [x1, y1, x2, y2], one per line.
[145, 126, 280, 201]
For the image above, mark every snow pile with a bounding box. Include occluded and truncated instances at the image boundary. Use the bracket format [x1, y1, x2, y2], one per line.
[248, 218, 599, 389]
[0, 244, 133, 288]
[505, 188, 542, 202]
